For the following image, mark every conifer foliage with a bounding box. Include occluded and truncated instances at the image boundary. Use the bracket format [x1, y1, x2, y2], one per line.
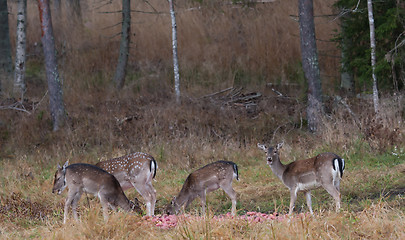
[334, 0, 405, 91]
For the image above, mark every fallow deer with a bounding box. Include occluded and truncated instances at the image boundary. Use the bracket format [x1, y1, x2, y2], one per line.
[257, 142, 345, 214]
[52, 161, 140, 223]
[166, 160, 239, 216]
[96, 152, 157, 216]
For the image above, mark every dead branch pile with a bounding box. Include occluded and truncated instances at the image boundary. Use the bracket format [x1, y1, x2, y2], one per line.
[201, 87, 262, 109]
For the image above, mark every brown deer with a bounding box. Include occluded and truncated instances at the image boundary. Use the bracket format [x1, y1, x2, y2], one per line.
[257, 142, 345, 214]
[166, 160, 239, 216]
[96, 152, 157, 216]
[52, 161, 140, 223]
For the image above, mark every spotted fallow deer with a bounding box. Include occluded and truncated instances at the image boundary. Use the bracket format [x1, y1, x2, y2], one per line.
[166, 160, 239, 216]
[52, 161, 140, 223]
[96, 152, 157, 216]
[257, 142, 345, 214]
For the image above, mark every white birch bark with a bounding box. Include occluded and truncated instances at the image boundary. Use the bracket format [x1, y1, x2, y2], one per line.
[14, 0, 27, 100]
[367, 0, 379, 114]
[169, 0, 180, 104]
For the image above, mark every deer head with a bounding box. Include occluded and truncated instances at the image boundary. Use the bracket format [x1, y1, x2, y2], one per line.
[52, 160, 69, 194]
[165, 197, 180, 215]
[257, 142, 283, 165]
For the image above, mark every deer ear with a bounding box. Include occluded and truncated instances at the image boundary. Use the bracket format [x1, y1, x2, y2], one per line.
[257, 143, 267, 151]
[57, 163, 61, 169]
[62, 161, 69, 172]
[276, 142, 284, 150]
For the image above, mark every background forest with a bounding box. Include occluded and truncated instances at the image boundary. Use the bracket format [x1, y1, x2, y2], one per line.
[0, 0, 404, 239]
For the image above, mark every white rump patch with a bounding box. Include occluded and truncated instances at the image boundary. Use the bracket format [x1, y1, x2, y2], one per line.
[332, 158, 344, 179]
[342, 158, 345, 171]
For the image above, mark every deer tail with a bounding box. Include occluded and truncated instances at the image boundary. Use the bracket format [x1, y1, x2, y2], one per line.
[233, 162, 239, 181]
[150, 158, 157, 179]
[332, 157, 345, 178]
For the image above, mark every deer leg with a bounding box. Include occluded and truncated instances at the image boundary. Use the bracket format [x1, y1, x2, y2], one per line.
[64, 188, 82, 223]
[98, 194, 111, 222]
[199, 191, 207, 215]
[305, 191, 313, 214]
[184, 194, 196, 213]
[323, 183, 341, 212]
[63, 196, 73, 224]
[221, 184, 237, 216]
[71, 190, 83, 222]
[145, 182, 157, 216]
[289, 189, 298, 215]
[133, 181, 154, 216]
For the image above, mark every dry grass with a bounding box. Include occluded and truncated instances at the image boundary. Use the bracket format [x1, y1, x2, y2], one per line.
[1, 200, 404, 239]
[7, 0, 340, 96]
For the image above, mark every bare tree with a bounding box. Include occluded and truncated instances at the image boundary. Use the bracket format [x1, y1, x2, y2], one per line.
[114, 0, 131, 89]
[0, 0, 13, 94]
[298, 0, 323, 132]
[339, 13, 354, 96]
[38, 0, 66, 131]
[367, 0, 379, 114]
[14, 0, 27, 100]
[169, 0, 180, 104]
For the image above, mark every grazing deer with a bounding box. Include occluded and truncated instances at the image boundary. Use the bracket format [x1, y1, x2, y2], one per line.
[96, 152, 157, 216]
[52, 161, 139, 223]
[257, 142, 345, 214]
[166, 160, 239, 216]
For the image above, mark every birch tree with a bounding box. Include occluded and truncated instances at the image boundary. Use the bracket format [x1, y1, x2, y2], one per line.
[169, 0, 181, 104]
[298, 0, 323, 132]
[0, 0, 13, 94]
[14, 0, 27, 100]
[114, 0, 131, 89]
[38, 0, 66, 131]
[367, 0, 379, 113]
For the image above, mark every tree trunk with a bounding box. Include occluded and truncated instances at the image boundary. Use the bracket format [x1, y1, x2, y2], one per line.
[340, 46, 354, 96]
[367, 0, 379, 114]
[0, 0, 13, 95]
[14, 0, 27, 100]
[114, 0, 131, 89]
[298, 0, 323, 132]
[169, 0, 181, 104]
[339, 13, 354, 96]
[38, 0, 65, 131]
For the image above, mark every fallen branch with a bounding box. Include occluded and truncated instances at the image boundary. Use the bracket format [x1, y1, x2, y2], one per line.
[335, 96, 362, 130]
[0, 91, 48, 115]
[0, 103, 31, 114]
[200, 87, 233, 99]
